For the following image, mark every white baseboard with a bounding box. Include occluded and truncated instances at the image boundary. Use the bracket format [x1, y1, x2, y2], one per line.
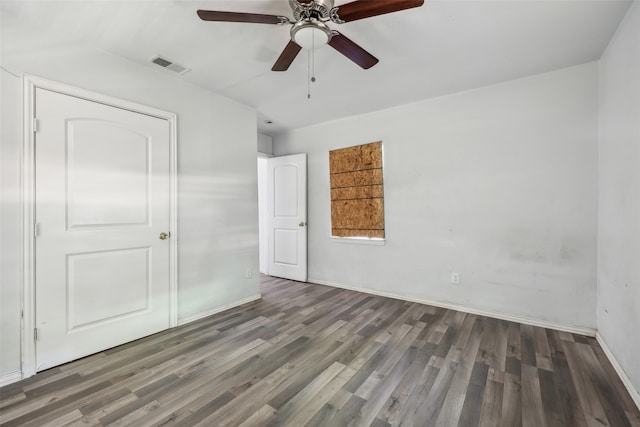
[308, 278, 596, 337]
[0, 371, 23, 387]
[177, 294, 262, 326]
[596, 332, 640, 411]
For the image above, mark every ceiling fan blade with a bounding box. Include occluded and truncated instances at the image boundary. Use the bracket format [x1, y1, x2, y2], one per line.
[333, 0, 424, 22]
[272, 41, 302, 71]
[197, 10, 286, 25]
[328, 32, 379, 69]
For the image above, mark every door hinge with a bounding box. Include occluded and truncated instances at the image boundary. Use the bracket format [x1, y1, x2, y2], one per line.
[34, 222, 41, 238]
[33, 118, 39, 133]
[34, 328, 38, 341]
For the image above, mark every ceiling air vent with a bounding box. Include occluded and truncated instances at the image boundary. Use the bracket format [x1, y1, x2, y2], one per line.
[150, 55, 191, 75]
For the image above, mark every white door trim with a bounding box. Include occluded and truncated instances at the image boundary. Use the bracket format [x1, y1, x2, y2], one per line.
[20, 75, 178, 379]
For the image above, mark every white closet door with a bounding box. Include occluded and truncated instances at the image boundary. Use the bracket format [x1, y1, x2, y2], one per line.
[35, 88, 171, 371]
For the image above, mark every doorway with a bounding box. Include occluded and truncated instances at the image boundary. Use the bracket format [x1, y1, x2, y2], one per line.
[257, 153, 308, 282]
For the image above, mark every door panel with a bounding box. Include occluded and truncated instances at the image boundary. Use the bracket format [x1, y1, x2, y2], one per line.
[268, 154, 307, 281]
[67, 248, 150, 330]
[35, 88, 170, 371]
[274, 165, 299, 217]
[67, 120, 150, 227]
[274, 229, 299, 265]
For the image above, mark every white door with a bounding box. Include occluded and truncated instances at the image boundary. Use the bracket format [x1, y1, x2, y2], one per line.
[34, 88, 171, 371]
[267, 154, 307, 282]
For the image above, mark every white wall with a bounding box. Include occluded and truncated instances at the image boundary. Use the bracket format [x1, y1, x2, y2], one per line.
[258, 133, 274, 155]
[598, 1, 640, 402]
[1, 23, 260, 381]
[1, 68, 23, 382]
[274, 63, 599, 330]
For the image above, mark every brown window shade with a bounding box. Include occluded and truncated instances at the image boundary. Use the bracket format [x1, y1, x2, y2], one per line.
[329, 141, 385, 239]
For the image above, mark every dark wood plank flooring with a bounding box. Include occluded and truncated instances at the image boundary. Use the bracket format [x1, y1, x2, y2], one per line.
[1, 275, 639, 426]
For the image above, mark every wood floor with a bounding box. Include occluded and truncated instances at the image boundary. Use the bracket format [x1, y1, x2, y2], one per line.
[1, 276, 639, 427]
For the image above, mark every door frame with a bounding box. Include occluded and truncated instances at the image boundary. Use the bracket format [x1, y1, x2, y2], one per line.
[20, 75, 178, 379]
[257, 152, 272, 275]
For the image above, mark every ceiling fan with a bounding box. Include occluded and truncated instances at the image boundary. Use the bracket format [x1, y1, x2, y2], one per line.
[197, 0, 424, 72]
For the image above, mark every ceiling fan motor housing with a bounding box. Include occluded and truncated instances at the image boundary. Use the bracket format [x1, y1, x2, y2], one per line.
[313, 0, 335, 18]
[290, 0, 335, 21]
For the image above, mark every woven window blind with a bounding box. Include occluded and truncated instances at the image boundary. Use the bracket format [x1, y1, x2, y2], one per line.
[329, 141, 385, 239]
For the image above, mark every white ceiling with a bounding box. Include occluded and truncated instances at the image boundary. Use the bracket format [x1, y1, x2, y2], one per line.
[1, 0, 632, 135]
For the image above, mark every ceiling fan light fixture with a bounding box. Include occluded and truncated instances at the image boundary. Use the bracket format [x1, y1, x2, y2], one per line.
[291, 20, 332, 49]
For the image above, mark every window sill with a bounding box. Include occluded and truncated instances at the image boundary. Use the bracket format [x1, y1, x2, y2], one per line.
[330, 237, 386, 246]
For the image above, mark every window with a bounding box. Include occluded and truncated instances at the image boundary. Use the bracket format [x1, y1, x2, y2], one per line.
[329, 141, 385, 239]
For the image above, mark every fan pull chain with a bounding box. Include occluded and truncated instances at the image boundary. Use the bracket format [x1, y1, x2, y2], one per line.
[307, 30, 317, 99]
[307, 49, 311, 99]
[311, 34, 316, 83]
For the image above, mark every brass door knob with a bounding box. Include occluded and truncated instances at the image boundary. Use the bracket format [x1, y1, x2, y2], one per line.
[299, 222, 305, 227]
[159, 232, 170, 240]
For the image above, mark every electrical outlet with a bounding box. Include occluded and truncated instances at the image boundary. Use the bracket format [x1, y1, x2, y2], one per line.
[245, 268, 252, 279]
[451, 272, 460, 285]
